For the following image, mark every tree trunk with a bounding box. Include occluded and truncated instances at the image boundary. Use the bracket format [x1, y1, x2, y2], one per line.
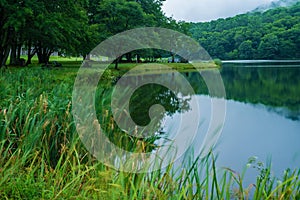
[114, 56, 121, 70]
[36, 44, 53, 64]
[171, 53, 175, 63]
[26, 40, 36, 65]
[0, 45, 10, 67]
[85, 54, 91, 60]
[9, 30, 24, 66]
[125, 52, 132, 62]
[37, 52, 44, 63]
[137, 54, 141, 63]
[17, 43, 22, 61]
[9, 42, 17, 65]
[0, 26, 14, 68]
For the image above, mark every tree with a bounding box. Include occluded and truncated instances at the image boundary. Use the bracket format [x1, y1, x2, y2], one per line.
[0, 0, 31, 67]
[32, 0, 89, 64]
[95, 0, 145, 34]
[1, 0, 90, 66]
[238, 40, 254, 59]
[135, 0, 166, 26]
[257, 34, 279, 59]
[93, 0, 145, 69]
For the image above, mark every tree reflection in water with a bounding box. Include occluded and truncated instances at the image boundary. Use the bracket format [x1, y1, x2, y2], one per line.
[96, 72, 194, 154]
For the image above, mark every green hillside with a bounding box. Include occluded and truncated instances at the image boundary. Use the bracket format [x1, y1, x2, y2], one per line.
[189, 2, 300, 60]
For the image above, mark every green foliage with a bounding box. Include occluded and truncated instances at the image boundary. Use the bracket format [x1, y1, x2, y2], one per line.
[0, 0, 176, 66]
[94, 0, 145, 35]
[257, 33, 280, 59]
[213, 58, 222, 67]
[0, 66, 299, 199]
[189, 2, 300, 59]
[238, 40, 254, 59]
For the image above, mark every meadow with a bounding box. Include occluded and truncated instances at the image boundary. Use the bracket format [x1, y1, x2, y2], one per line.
[0, 59, 299, 199]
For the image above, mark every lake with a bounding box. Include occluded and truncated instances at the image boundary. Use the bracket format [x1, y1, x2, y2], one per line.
[96, 61, 300, 180]
[215, 61, 300, 184]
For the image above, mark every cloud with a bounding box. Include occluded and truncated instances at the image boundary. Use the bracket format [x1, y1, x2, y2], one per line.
[162, 0, 274, 22]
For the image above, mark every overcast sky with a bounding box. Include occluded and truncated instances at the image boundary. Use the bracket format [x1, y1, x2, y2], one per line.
[162, 0, 274, 22]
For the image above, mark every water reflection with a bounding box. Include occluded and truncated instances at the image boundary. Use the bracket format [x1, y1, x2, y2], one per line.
[215, 64, 300, 184]
[95, 72, 195, 153]
[220, 65, 300, 120]
[95, 64, 300, 176]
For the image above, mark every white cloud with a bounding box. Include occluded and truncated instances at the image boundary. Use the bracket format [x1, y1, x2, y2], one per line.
[162, 0, 274, 22]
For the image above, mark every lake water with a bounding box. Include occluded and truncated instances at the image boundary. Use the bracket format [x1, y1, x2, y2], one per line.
[97, 61, 300, 180]
[215, 62, 300, 184]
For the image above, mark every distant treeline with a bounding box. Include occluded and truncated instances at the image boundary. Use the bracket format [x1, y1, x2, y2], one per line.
[189, 2, 300, 60]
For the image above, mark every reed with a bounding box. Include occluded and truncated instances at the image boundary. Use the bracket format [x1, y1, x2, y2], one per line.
[0, 66, 299, 199]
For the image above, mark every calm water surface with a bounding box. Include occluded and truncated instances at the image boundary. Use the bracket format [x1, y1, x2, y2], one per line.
[215, 63, 300, 183]
[97, 62, 300, 180]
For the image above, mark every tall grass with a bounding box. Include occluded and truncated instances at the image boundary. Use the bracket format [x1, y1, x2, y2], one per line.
[0, 66, 299, 199]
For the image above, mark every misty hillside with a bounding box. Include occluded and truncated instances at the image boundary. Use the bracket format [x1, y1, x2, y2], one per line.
[253, 0, 299, 12]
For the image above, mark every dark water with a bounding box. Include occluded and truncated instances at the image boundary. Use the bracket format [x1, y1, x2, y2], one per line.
[96, 62, 300, 179]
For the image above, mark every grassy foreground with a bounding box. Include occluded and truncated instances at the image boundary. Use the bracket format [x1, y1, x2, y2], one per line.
[0, 62, 299, 199]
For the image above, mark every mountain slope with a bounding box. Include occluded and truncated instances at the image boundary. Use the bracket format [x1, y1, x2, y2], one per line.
[253, 0, 299, 12]
[189, 2, 300, 60]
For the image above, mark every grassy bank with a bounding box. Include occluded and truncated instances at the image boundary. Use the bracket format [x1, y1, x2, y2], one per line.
[0, 64, 299, 199]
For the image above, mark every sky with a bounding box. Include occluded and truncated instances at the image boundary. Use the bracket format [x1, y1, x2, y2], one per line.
[162, 0, 274, 22]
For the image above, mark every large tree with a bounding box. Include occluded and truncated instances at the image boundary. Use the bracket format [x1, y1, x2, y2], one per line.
[92, 0, 145, 69]
[1, 0, 89, 66]
[0, 0, 31, 67]
[31, 0, 89, 64]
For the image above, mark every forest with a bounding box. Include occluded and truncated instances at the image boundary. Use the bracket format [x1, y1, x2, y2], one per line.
[1, 1, 299, 68]
[189, 2, 300, 60]
[0, 0, 188, 67]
